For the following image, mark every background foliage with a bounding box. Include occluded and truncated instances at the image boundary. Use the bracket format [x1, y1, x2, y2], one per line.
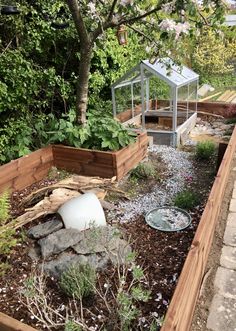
[0, 1, 235, 163]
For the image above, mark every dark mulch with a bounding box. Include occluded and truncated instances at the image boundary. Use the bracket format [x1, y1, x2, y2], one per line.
[0, 156, 215, 330]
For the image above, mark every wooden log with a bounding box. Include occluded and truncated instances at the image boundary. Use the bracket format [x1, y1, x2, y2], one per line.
[161, 125, 236, 331]
[0, 312, 37, 331]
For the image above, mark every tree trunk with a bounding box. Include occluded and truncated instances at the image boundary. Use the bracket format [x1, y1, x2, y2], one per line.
[76, 46, 93, 125]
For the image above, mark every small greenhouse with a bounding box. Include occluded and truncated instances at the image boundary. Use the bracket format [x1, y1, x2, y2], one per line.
[111, 58, 199, 146]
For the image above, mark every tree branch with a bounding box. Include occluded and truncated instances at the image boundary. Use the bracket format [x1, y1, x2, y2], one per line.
[127, 24, 154, 44]
[65, 0, 90, 45]
[118, 4, 163, 26]
[92, 4, 163, 42]
[107, 0, 118, 21]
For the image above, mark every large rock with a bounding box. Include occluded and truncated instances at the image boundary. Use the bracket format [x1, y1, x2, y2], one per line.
[27, 215, 63, 239]
[38, 225, 125, 259]
[72, 226, 121, 254]
[41, 252, 109, 279]
[38, 228, 84, 258]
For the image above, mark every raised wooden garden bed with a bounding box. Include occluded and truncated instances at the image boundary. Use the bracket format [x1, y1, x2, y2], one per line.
[52, 131, 148, 181]
[1, 129, 236, 330]
[0, 132, 148, 194]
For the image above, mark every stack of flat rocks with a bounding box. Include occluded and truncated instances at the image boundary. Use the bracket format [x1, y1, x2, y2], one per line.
[27, 214, 131, 279]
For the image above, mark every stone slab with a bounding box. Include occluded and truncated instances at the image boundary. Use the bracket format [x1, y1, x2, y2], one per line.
[224, 226, 236, 246]
[41, 252, 109, 279]
[220, 246, 236, 270]
[229, 199, 236, 213]
[27, 216, 63, 239]
[214, 266, 236, 299]
[38, 228, 83, 258]
[226, 213, 236, 228]
[207, 293, 236, 331]
[72, 226, 120, 254]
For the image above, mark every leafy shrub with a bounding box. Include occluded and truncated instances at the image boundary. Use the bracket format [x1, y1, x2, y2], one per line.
[195, 140, 216, 160]
[60, 264, 96, 300]
[174, 190, 199, 210]
[130, 162, 157, 180]
[44, 110, 136, 151]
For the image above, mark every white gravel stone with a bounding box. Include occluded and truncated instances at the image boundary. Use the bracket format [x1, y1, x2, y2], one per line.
[109, 145, 195, 222]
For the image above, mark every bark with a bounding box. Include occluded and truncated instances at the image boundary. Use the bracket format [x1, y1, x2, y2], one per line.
[76, 46, 93, 125]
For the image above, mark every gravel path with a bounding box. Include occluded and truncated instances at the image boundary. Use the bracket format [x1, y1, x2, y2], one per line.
[109, 145, 195, 222]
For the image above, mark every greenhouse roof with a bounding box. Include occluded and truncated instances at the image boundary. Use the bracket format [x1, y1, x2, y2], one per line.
[112, 57, 199, 89]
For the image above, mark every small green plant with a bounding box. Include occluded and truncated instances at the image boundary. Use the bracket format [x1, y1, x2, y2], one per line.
[117, 292, 139, 331]
[174, 190, 199, 210]
[0, 229, 17, 255]
[130, 162, 157, 180]
[64, 320, 82, 331]
[0, 262, 11, 277]
[225, 118, 236, 124]
[195, 140, 216, 160]
[60, 264, 96, 300]
[115, 252, 151, 331]
[0, 191, 10, 225]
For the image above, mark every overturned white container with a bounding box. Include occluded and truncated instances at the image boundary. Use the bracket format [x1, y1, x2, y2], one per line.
[58, 192, 106, 231]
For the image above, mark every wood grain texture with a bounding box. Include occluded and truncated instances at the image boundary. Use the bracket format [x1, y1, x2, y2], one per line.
[0, 312, 37, 331]
[161, 126, 236, 331]
[0, 146, 53, 194]
[53, 132, 149, 180]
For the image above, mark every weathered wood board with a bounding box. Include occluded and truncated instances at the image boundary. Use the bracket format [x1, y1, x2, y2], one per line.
[0, 312, 37, 331]
[0, 146, 54, 194]
[53, 132, 149, 180]
[0, 133, 148, 195]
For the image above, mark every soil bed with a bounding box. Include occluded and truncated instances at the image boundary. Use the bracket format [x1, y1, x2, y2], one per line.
[0, 145, 216, 330]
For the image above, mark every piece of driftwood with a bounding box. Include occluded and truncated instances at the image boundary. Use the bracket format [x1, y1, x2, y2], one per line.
[1, 187, 106, 233]
[21, 175, 115, 207]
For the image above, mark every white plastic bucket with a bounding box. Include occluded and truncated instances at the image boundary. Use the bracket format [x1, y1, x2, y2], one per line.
[57, 192, 106, 231]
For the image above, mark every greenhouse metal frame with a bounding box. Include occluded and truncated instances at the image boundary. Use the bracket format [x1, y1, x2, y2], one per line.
[111, 58, 199, 146]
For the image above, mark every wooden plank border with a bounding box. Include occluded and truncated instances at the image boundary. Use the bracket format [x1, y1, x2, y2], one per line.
[0, 146, 54, 194]
[0, 133, 149, 194]
[53, 132, 149, 180]
[0, 312, 37, 331]
[161, 125, 236, 331]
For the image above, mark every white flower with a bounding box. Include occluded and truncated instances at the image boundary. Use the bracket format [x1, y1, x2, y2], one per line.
[159, 19, 190, 40]
[161, 1, 176, 14]
[87, 2, 96, 14]
[159, 18, 176, 32]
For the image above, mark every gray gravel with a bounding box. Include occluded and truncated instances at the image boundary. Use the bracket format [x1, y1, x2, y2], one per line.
[108, 145, 195, 222]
